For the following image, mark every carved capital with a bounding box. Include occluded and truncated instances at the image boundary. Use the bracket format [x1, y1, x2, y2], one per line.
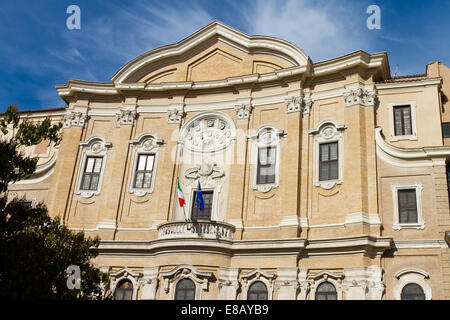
[235, 104, 253, 120]
[302, 99, 312, 115]
[344, 88, 377, 107]
[285, 96, 302, 113]
[64, 111, 88, 128]
[167, 108, 185, 124]
[116, 108, 137, 126]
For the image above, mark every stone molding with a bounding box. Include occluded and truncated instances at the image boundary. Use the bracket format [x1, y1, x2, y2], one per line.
[160, 265, 213, 300]
[239, 268, 276, 300]
[110, 267, 142, 300]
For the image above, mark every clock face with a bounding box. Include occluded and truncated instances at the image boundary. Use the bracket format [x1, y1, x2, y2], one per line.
[182, 116, 233, 153]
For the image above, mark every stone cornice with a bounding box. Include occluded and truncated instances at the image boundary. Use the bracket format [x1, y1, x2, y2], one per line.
[375, 127, 450, 167]
[375, 77, 442, 90]
[96, 234, 392, 258]
[55, 52, 389, 104]
[311, 51, 390, 79]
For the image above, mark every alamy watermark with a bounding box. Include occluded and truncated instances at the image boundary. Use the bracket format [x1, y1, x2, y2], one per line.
[366, 5, 381, 30]
[66, 265, 81, 290]
[66, 5, 81, 30]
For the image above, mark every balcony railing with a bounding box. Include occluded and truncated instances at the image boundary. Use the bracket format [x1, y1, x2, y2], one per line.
[157, 220, 235, 240]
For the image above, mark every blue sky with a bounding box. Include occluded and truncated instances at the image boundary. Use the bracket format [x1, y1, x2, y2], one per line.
[1, 0, 449, 112]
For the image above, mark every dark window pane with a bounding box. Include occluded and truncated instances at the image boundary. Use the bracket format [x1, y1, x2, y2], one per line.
[257, 147, 276, 185]
[393, 105, 412, 136]
[134, 154, 154, 189]
[175, 279, 196, 300]
[443, 123, 450, 138]
[81, 157, 103, 191]
[191, 190, 213, 221]
[114, 280, 133, 300]
[398, 189, 417, 223]
[247, 281, 268, 300]
[401, 283, 425, 300]
[315, 281, 337, 300]
[319, 142, 338, 181]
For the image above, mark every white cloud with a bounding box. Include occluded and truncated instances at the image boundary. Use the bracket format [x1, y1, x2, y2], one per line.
[51, 1, 214, 83]
[242, 0, 372, 62]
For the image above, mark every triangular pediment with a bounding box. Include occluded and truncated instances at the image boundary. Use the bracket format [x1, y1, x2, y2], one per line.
[112, 21, 310, 84]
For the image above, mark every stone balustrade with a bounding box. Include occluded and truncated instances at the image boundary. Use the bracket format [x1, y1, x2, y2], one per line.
[157, 220, 235, 240]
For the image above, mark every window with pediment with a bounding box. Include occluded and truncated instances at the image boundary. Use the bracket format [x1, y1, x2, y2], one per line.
[75, 136, 112, 198]
[128, 133, 164, 197]
[249, 126, 286, 193]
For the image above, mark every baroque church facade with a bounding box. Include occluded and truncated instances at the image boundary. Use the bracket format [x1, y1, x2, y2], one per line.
[6, 22, 450, 300]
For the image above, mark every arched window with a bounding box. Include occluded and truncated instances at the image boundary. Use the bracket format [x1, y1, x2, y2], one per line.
[114, 279, 134, 300]
[401, 283, 425, 300]
[175, 279, 196, 300]
[315, 281, 337, 300]
[247, 281, 268, 300]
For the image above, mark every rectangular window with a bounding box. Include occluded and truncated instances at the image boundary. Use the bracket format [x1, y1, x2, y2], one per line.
[398, 189, 418, 223]
[80, 156, 103, 191]
[133, 154, 155, 189]
[319, 142, 338, 181]
[19, 200, 33, 208]
[191, 190, 213, 221]
[393, 105, 412, 136]
[442, 123, 450, 138]
[257, 147, 276, 184]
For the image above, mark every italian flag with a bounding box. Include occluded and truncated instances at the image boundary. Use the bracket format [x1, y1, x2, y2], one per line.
[177, 180, 185, 207]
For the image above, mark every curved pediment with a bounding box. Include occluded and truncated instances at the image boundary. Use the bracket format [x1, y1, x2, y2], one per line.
[112, 21, 311, 84]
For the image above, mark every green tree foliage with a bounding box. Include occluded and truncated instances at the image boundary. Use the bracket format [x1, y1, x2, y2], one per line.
[0, 105, 110, 299]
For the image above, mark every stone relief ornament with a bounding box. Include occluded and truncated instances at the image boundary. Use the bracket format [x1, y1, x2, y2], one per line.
[234, 104, 253, 120]
[344, 88, 377, 107]
[285, 96, 303, 113]
[167, 108, 186, 124]
[302, 99, 312, 114]
[63, 111, 88, 128]
[181, 116, 234, 153]
[116, 108, 137, 126]
[184, 161, 225, 190]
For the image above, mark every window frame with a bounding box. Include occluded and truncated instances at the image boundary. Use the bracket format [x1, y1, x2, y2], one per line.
[249, 126, 285, 193]
[391, 183, 425, 230]
[394, 269, 432, 300]
[388, 101, 418, 141]
[75, 136, 111, 198]
[80, 156, 104, 191]
[310, 120, 346, 190]
[128, 133, 162, 197]
[133, 154, 156, 189]
[319, 141, 339, 182]
[397, 189, 418, 224]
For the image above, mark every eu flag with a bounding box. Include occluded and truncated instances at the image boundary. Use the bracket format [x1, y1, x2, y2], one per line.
[196, 181, 204, 212]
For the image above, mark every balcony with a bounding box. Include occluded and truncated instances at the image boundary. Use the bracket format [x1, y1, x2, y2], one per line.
[157, 220, 235, 241]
